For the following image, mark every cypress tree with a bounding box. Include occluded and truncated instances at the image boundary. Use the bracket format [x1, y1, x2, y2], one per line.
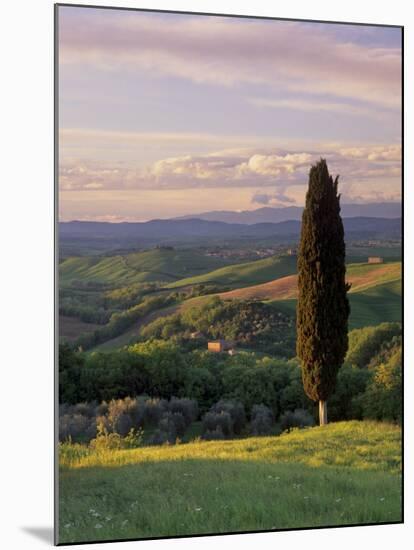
[296, 159, 350, 425]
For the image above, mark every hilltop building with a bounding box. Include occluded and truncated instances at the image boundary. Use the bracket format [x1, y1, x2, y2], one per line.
[368, 256, 384, 264]
[207, 340, 234, 353]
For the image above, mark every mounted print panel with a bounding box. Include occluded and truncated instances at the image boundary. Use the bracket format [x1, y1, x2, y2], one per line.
[55, 4, 403, 545]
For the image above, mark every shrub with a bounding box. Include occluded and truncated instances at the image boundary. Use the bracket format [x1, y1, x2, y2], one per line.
[210, 400, 246, 434]
[123, 428, 144, 449]
[59, 414, 96, 443]
[202, 411, 233, 438]
[89, 421, 123, 451]
[168, 397, 198, 425]
[159, 411, 187, 441]
[144, 398, 168, 426]
[250, 404, 274, 436]
[73, 402, 96, 417]
[107, 400, 134, 436]
[280, 408, 315, 432]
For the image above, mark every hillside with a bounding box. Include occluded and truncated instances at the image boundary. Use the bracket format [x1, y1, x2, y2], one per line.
[59, 248, 230, 288]
[84, 261, 401, 350]
[59, 421, 401, 543]
[167, 254, 298, 289]
[217, 261, 401, 301]
[271, 279, 401, 330]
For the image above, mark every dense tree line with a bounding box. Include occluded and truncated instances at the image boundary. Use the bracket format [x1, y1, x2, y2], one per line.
[60, 321, 402, 426]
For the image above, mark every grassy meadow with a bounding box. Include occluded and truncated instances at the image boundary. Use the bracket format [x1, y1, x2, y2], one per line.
[59, 421, 402, 543]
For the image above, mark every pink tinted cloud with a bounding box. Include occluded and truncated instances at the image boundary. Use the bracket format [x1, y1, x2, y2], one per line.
[59, 9, 401, 109]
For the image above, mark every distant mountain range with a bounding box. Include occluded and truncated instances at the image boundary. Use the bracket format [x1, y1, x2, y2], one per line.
[175, 202, 401, 224]
[60, 216, 401, 243]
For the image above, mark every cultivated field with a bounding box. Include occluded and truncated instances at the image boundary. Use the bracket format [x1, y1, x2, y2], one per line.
[60, 248, 231, 287]
[166, 254, 298, 289]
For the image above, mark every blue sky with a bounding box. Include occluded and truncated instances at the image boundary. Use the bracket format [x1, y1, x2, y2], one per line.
[58, 6, 402, 222]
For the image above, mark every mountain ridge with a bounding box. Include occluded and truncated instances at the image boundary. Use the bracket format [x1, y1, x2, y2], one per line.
[174, 202, 401, 224]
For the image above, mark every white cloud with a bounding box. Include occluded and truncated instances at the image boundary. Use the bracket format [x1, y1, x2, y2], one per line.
[59, 143, 401, 206]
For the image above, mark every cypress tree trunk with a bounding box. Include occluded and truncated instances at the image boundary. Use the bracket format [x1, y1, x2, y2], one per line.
[319, 401, 328, 426]
[297, 159, 350, 426]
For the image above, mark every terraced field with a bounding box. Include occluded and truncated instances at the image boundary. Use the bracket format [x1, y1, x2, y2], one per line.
[59, 248, 230, 288]
[166, 255, 298, 289]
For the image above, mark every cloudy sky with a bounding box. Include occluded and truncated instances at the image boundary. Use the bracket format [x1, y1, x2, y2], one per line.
[58, 6, 402, 222]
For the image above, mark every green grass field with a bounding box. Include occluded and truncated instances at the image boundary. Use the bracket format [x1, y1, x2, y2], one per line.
[271, 278, 401, 330]
[59, 421, 401, 543]
[166, 254, 298, 289]
[59, 248, 230, 287]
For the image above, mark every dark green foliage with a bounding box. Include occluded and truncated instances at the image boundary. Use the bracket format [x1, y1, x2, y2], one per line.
[59, 344, 84, 404]
[297, 159, 350, 402]
[80, 351, 151, 402]
[280, 409, 315, 432]
[128, 340, 190, 398]
[327, 365, 372, 421]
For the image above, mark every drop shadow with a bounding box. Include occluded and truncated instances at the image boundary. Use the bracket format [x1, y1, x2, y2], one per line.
[21, 526, 54, 544]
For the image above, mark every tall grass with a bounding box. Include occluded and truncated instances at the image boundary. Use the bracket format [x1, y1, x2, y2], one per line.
[60, 421, 401, 472]
[58, 421, 402, 544]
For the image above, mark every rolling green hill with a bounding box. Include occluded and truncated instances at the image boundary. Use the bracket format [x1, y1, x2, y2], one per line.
[167, 254, 298, 289]
[270, 279, 401, 330]
[59, 248, 229, 288]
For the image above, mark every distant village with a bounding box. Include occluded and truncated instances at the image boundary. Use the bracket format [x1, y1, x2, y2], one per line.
[204, 245, 296, 260]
